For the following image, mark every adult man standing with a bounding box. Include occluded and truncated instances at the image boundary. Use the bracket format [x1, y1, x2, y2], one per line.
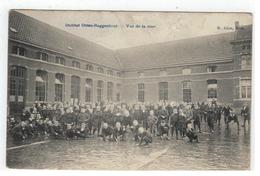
[241, 103, 250, 128]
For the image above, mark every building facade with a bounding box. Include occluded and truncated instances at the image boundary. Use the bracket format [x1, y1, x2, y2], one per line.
[7, 11, 252, 115]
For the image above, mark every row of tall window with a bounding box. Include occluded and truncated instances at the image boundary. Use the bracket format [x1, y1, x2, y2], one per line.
[11, 46, 120, 77]
[137, 79, 251, 102]
[9, 66, 120, 104]
[9, 66, 251, 109]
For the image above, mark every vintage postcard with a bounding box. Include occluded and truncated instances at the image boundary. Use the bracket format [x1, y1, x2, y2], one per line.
[6, 10, 252, 170]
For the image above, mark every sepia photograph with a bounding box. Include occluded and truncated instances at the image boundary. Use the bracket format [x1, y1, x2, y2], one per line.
[6, 10, 252, 170]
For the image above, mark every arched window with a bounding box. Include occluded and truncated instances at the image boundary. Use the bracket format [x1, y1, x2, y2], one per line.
[55, 73, 65, 102]
[85, 78, 93, 102]
[71, 76, 80, 104]
[97, 80, 104, 102]
[107, 82, 113, 101]
[207, 79, 217, 99]
[35, 70, 48, 101]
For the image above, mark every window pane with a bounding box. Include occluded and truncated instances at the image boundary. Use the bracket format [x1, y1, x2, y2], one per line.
[19, 48, 26, 56]
[97, 81, 103, 102]
[247, 86, 251, 98]
[71, 76, 80, 99]
[159, 82, 168, 100]
[10, 79, 16, 95]
[85, 79, 93, 102]
[12, 46, 18, 54]
[55, 84, 63, 102]
[241, 86, 247, 98]
[36, 82, 46, 101]
[208, 88, 217, 98]
[107, 82, 113, 101]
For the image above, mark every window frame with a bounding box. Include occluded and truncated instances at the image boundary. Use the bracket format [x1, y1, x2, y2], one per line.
[55, 56, 65, 65]
[35, 70, 48, 101]
[72, 61, 81, 69]
[159, 82, 168, 101]
[138, 83, 145, 102]
[12, 46, 26, 56]
[97, 80, 104, 102]
[207, 79, 218, 99]
[240, 79, 251, 99]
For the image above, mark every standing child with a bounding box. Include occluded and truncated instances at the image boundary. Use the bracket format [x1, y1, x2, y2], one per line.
[147, 110, 158, 135]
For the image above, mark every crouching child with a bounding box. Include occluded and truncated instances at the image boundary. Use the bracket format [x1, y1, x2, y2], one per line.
[137, 127, 152, 146]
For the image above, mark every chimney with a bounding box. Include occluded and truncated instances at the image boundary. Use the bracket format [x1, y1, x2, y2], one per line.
[235, 21, 239, 30]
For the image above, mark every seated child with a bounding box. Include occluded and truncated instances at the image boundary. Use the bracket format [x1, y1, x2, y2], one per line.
[186, 120, 199, 143]
[113, 122, 126, 142]
[101, 123, 114, 141]
[159, 120, 170, 140]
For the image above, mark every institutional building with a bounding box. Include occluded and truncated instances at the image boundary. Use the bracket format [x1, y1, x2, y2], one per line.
[8, 11, 252, 114]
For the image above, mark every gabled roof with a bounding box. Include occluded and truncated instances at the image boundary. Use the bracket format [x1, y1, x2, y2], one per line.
[116, 32, 235, 70]
[10, 11, 249, 72]
[9, 10, 121, 70]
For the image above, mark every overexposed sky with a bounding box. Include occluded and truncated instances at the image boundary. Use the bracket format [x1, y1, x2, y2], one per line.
[17, 10, 252, 49]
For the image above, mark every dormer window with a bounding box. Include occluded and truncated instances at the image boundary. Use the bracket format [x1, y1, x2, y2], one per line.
[207, 66, 217, 73]
[182, 68, 191, 75]
[36, 52, 48, 62]
[12, 46, 26, 56]
[86, 64, 94, 71]
[72, 61, 80, 69]
[160, 69, 167, 76]
[97, 67, 104, 73]
[107, 70, 114, 76]
[138, 71, 144, 77]
[55, 56, 65, 65]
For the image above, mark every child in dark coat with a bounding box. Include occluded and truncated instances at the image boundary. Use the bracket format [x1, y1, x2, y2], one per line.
[137, 127, 152, 146]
